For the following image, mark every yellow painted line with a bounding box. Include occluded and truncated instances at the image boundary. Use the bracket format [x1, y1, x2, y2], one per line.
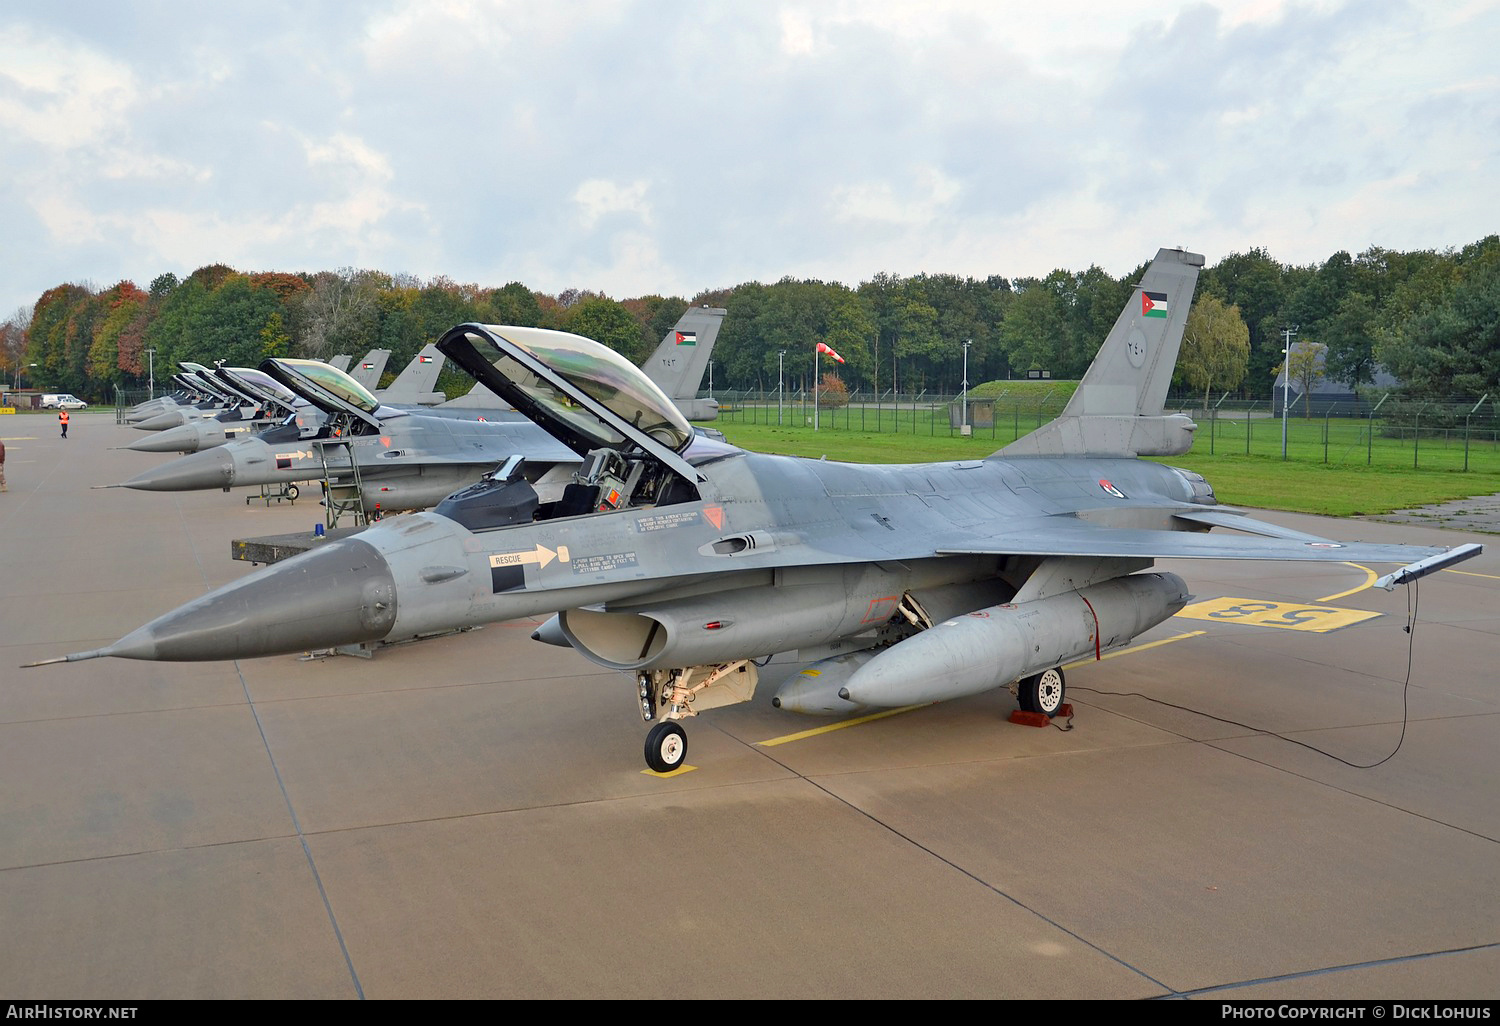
[1176, 597, 1379, 632]
[642, 764, 697, 777]
[1317, 562, 1377, 603]
[1444, 568, 1500, 581]
[756, 704, 928, 747]
[1065, 630, 1205, 669]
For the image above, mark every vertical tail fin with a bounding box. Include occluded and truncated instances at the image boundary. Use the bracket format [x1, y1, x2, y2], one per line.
[998, 247, 1204, 458]
[377, 344, 446, 405]
[643, 306, 727, 420]
[349, 350, 391, 391]
[328, 354, 352, 373]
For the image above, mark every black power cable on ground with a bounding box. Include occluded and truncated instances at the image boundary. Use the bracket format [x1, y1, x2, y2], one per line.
[1070, 579, 1421, 769]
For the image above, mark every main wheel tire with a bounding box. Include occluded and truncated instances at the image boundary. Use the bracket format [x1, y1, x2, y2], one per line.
[644, 722, 688, 772]
[285, 484, 300, 501]
[1018, 667, 1066, 717]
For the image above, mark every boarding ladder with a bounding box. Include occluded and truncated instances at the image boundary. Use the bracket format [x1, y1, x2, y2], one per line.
[313, 436, 368, 530]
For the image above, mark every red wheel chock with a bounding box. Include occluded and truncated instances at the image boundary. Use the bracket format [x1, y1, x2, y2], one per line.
[1009, 703, 1073, 727]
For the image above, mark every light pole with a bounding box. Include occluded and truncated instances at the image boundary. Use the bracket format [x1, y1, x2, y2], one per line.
[1280, 326, 1298, 460]
[778, 350, 785, 426]
[708, 360, 713, 400]
[961, 339, 972, 435]
[146, 347, 156, 399]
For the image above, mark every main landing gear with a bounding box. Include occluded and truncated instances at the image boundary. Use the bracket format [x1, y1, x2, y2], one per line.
[1017, 666, 1066, 717]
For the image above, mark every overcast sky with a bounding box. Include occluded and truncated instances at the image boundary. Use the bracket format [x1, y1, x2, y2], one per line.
[2, 0, 1496, 321]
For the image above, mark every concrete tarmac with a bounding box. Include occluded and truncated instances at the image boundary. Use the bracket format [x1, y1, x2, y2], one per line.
[2, 415, 1498, 999]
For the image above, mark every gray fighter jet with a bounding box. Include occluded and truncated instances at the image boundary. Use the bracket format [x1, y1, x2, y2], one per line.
[111, 355, 578, 512]
[128, 364, 251, 431]
[125, 366, 316, 454]
[38, 249, 1482, 773]
[128, 345, 449, 455]
[112, 308, 729, 497]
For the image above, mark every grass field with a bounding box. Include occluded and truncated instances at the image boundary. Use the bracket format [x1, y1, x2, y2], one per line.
[714, 415, 1500, 517]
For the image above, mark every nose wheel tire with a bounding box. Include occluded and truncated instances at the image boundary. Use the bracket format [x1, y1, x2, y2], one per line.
[644, 722, 688, 773]
[1018, 667, 1066, 717]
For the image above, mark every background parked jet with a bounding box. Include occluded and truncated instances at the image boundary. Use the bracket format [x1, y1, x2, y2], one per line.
[111, 356, 578, 512]
[43, 249, 1482, 774]
[113, 308, 729, 495]
[127, 345, 451, 455]
[125, 366, 318, 454]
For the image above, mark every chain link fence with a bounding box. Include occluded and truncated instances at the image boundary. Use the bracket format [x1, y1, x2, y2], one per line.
[711, 388, 1073, 442]
[710, 387, 1500, 472]
[1185, 393, 1500, 472]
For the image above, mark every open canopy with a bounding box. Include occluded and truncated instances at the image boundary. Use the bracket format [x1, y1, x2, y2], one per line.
[437, 323, 699, 484]
[260, 357, 384, 429]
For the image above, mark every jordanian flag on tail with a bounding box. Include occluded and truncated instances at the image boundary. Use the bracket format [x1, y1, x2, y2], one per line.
[1142, 291, 1169, 319]
[675, 331, 697, 346]
[419, 354, 434, 363]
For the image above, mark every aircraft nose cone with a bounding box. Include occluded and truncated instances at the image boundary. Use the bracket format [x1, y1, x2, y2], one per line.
[98, 538, 399, 661]
[126, 404, 171, 422]
[134, 410, 187, 431]
[127, 423, 204, 453]
[120, 447, 235, 491]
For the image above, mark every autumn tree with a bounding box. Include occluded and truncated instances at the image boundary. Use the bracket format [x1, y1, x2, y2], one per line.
[1275, 342, 1327, 416]
[26, 284, 93, 395]
[87, 281, 150, 388]
[1177, 296, 1250, 408]
[1, 309, 29, 387]
[300, 268, 381, 359]
[816, 371, 848, 408]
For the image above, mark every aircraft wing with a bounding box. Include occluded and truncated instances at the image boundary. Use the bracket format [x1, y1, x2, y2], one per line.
[934, 516, 1471, 569]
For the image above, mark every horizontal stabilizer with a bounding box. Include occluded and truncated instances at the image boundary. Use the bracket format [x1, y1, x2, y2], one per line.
[1171, 509, 1344, 542]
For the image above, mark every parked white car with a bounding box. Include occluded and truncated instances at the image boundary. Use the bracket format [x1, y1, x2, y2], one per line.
[40, 394, 89, 410]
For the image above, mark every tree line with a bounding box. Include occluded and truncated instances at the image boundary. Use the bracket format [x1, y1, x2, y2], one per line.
[4, 235, 1496, 402]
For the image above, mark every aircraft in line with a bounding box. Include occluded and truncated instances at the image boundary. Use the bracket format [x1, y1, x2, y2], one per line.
[110, 308, 728, 506]
[123, 351, 381, 434]
[38, 249, 1481, 773]
[125, 365, 323, 454]
[128, 344, 450, 454]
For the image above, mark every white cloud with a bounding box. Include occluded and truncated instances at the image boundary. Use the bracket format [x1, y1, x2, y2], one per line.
[573, 179, 652, 230]
[0, 24, 137, 149]
[0, 0, 1496, 316]
[831, 167, 963, 227]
